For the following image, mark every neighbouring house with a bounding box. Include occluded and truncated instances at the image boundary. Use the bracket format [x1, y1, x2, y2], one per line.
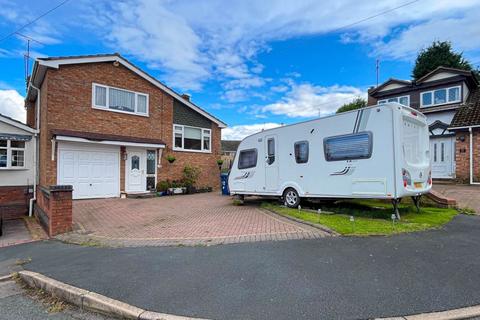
[0, 113, 37, 220]
[220, 140, 240, 170]
[368, 67, 480, 183]
[25, 53, 226, 205]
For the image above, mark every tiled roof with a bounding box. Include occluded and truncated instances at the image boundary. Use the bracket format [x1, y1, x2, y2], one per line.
[221, 140, 241, 152]
[450, 86, 480, 128]
[51, 129, 166, 145]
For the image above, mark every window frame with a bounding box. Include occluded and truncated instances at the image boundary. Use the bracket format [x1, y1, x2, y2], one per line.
[266, 138, 275, 165]
[323, 131, 373, 162]
[0, 139, 26, 170]
[294, 140, 309, 164]
[237, 148, 258, 170]
[172, 124, 212, 153]
[92, 83, 149, 117]
[420, 85, 461, 108]
[378, 95, 410, 106]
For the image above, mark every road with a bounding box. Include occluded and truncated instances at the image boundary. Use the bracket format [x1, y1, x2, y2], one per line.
[1, 214, 480, 320]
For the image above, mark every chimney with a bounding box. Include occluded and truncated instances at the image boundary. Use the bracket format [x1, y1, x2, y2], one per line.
[181, 93, 191, 101]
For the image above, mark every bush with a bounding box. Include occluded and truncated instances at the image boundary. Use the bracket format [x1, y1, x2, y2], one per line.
[156, 180, 170, 192]
[182, 165, 201, 187]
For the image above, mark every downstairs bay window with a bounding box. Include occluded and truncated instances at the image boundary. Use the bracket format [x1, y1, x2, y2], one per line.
[173, 125, 211, 152]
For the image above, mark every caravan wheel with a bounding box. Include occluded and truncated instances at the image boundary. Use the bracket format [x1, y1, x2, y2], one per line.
[283, 188, 300, 208]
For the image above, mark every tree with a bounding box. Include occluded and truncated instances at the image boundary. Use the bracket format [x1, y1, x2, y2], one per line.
[336, 97, 366, 114]
[412, 41, 473, 80]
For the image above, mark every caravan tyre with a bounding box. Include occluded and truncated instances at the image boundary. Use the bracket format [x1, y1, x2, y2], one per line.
[284, 188, 300, 208]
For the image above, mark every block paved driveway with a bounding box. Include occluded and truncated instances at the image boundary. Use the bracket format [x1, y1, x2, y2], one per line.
[434, 184, 480, 213]
[62, 193, 329, 246]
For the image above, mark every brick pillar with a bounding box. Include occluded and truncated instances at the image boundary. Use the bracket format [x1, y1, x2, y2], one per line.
[35, 185, 73, 236]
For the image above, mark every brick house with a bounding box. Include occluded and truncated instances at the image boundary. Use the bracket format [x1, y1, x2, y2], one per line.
[25, 53, 227, 202]
[368, 67, 479, 183]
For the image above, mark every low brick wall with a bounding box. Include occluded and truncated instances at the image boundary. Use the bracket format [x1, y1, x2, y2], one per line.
[34, 185, 73, 236]
[0, 185, 34, 220]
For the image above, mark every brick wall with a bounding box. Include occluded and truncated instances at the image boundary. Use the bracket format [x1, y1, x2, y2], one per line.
[0, 186, 33, 220]
[455, 129, 480, 183]
[35, 62, 222, 192]
[35, 185, 72, 236]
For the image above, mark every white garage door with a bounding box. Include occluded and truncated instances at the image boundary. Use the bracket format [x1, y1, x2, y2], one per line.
[58, 142, 120, 199]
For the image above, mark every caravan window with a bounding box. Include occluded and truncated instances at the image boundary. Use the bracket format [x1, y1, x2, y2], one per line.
[238, 149, 257, 169]
[267, 138, 275, 165]
[294, 141, 309, 163]
[323, 132, 372, 161]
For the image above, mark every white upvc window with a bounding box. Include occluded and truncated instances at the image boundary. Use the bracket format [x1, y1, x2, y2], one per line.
[421, 86, 461, 108]
[173, 124, 211, 153]
[378, 95, 410, 106]
[0, 139, 25, 169]
[92, 83, 149, 116]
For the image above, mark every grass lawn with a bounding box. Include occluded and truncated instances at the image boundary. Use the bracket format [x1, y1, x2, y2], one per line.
[262, 199, 458, 236]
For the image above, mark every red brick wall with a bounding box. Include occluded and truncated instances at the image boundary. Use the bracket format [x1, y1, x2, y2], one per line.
[35, 186, 72, 236]
[455, 129, 480, 183]
[0, 186, 33, 220]
[36, 62, 222, 192]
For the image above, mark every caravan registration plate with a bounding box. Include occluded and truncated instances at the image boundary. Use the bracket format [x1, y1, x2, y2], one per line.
[414, 182, 423, 188]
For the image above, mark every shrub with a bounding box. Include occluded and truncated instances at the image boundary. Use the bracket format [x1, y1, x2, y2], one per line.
[156, 180, 170, 192]
[182, 165, 201, 187]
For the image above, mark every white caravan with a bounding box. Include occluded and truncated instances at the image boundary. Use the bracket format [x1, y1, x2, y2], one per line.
[229, 103, 432, 216]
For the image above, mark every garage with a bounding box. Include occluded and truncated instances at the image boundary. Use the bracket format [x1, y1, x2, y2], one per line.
[57, 142, 120, 199]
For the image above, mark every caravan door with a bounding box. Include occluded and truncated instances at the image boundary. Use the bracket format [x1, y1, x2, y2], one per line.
[265, 135, 279, 191]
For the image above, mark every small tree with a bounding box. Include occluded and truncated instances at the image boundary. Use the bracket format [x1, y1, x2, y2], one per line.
[182, 165, 201, 187]
[412, 41, 473, 80]
[336, 97, 366, 114]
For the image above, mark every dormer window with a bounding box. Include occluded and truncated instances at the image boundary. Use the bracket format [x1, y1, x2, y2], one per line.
[421, 86, 461, 108]
[378, 95, 409, 106]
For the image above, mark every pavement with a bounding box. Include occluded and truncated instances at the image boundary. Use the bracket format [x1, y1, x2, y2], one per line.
[434, 184, 480, 213]
[1, 214, 480, 320]
[0, 279, 115, 320]
[62, 193, 329, 246]
[0, 219, 34, 248]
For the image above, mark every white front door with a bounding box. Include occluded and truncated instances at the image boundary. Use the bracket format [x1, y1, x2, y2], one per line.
[126, 149, 146, 192]
[430, 137, 455, 179]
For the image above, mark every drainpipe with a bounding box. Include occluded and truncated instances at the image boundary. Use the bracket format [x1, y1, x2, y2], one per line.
[468, 127, 480, 185]
[28, 83, 40, 217]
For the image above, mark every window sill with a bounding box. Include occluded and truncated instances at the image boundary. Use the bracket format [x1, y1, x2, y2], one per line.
[92, 106, 149, 118]
[172, 148, 212, 154]
[0, 167, 28, 171]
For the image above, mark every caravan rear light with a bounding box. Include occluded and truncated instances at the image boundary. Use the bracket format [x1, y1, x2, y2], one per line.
[402, 168, 412, 188]
[411, 111, 417, 116]
[427, 171, 432, 185]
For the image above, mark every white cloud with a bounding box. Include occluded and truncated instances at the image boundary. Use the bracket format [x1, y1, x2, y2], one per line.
[0, 90, 26, 122]
[262, 83, 365, 118]
[222, 122, 282, 140]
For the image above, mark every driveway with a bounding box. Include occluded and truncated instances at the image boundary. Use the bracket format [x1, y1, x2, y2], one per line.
[62, 193, 328, 246]
[2, 214, 480, 320]
[434, 184, 480, 213]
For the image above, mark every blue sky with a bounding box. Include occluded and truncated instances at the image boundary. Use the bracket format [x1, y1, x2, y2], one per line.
[1, 0, 479, 139]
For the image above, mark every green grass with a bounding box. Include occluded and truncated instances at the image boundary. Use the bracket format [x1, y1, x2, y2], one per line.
[262, 199, 458, 236]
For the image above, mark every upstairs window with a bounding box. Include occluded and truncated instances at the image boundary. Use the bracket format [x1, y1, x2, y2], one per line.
[324, 132, 372, 162]
[421, 86, 461, 108]
[92, 83, 149, 116]
[378, 95, 410, 106]
[173, 124, 211, 152]
[0, 139, 26, 169]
